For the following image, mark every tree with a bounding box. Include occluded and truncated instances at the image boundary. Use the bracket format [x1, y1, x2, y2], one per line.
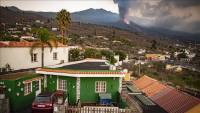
[84, 48, 101, 59]
[56, 9, 71, 44]
[101, 50, 114, 59]
[100, 50, 117, 64]
[151, 40, 157, 50]
[69, 33, 81, 45]
[69, 49, 81, 61]
[114, 51, 127, 61]
[30, 28, 57, 67]
[94, 29, 97, 36]
[177, 52, 187, 60]
[110, 56, 117, 64]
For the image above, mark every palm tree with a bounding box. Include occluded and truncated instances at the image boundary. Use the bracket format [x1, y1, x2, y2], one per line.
[56, 9, 71, 44]
[30, 28, 57, 67]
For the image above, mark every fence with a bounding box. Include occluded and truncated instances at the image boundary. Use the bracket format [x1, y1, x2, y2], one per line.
[66, 106, 132, 113]
[0, 98, 10, 113]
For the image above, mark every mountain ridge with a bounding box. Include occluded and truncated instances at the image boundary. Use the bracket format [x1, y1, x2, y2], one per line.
[1, 6, 199, 42]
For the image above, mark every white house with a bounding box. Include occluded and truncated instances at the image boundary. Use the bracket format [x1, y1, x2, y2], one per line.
[51, 27, 58, 31]
[21, 35, 35, 40]
[0, 41, 69, 71]
[138, 49, 146, 54]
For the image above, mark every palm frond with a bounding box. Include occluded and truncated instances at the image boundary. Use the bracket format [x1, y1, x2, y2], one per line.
[49, 33, 58, 48]
[30, 42, 42, 55]
[45, 41, 53, 52]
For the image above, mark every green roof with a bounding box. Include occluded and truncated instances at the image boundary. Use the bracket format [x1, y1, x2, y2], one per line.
[127, 85, 141, 93]
[0, 71, 40, 80]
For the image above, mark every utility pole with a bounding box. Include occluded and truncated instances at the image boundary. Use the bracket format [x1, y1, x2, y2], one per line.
[138, 56, 141, 76]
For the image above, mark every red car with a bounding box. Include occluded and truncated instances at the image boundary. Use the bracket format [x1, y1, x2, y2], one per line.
[32, 92, 55, 113]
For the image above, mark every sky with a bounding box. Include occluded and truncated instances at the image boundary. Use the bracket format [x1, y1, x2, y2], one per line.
[1, 0, 200, 34]
[1, 0, 119, 13]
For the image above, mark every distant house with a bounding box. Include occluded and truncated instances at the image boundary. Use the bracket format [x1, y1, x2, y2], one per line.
[165, 64, 183, 72]
[95, 36, 104, 38]
[187, 53, 196, 59]
[138, 49, 146, 54]
[11, 35, 19, 38]
[23, 27, 31, 31]
[51, 27, 58, 31]
[145, 54, 166, 61]
[8, 28, 21, 34]
[20, 35, 35, 40]
[35, 20, 41, 23]
[0, 41, 69, 71]
[36, 59, 125, 105]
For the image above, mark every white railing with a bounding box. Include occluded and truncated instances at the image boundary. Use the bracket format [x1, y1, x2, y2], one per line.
[66, 106, 132, 113]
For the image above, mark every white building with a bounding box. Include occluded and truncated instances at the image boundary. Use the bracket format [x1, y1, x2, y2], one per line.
[0, 41, 69, 71]
[21, 35, 35, 40]
[138, 49, 146, 54]
[51, 27, 58, 31]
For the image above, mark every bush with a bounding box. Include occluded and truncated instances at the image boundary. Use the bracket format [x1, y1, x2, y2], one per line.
[0, 36, 20, 41]
[69, 49, 81, 61]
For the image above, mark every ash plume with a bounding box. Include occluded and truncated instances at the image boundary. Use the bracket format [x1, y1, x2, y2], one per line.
[113, 0, 200, 33]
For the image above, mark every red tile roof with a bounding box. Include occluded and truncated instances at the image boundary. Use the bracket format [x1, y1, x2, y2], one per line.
[37, 68, 124, 75]
[0, 41, 66, 47]
[133, 75, 200, 113]
[142, 81, 166, 97]
[133, 75, 157, 90]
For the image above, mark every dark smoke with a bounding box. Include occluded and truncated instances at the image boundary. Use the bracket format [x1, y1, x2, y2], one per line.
[113, 0, 200, 33]
[113, 0, 131, 21]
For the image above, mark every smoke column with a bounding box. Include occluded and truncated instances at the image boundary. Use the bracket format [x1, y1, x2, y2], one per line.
[113, 0, 131, 24]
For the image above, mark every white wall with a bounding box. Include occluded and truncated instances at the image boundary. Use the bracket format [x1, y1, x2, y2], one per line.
[0, 47, 69, 70]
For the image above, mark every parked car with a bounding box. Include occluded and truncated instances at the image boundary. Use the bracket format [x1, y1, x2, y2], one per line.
[32, 92, 55, 113]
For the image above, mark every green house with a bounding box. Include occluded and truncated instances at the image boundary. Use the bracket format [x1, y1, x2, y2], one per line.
[0, 71, 44, 112]
[36, 59, 125, 105]
[0, 59, 125, 112]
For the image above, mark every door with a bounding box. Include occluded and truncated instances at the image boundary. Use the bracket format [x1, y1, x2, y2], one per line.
[35, 80, 41, 96]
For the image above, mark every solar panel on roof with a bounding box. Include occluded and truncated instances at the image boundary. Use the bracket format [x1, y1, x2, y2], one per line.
[60, 62, 110, 70]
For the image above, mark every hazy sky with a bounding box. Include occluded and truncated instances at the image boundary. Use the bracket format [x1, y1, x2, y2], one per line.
[1, 0, 119, 13]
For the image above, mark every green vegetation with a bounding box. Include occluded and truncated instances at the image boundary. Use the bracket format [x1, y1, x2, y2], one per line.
[69, 48, 81, 61]
[84, 48, 101, 59]
[68, 48, 126, 65]
[56, 9, 71, 44]
[137, 62, 200, 90]
[114, 50, 127, 61]
[177, 52, 187, 60]
[151, 40, 157, 50]
[69, 33, 83, 45]
[0, 36, 20, 41]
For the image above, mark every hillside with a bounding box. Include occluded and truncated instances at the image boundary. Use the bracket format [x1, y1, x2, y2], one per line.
[0, 6, 48, 24]
[1, 6, 200, 43]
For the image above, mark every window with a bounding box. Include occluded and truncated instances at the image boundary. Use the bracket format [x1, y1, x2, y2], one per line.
[95, 81, 106, 93]
[35, 81, 39, 91]
[31, 53, 38, 62]
[58, 79, 67, 91]
[53, 52, 58, 60]
[24, 82, 32, 95]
